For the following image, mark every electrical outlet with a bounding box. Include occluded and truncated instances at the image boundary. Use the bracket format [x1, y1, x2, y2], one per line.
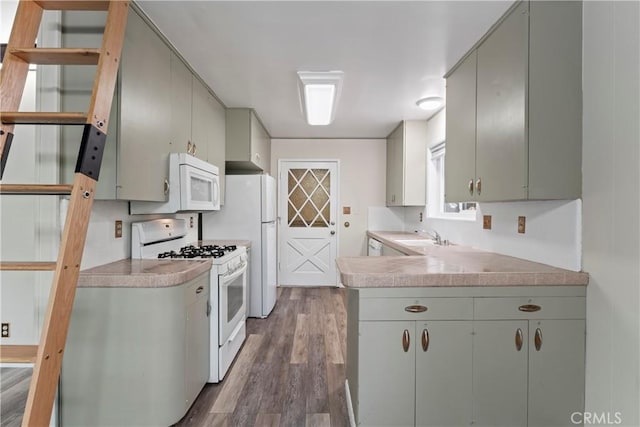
[115, 220, 123, 238]
[518, 216, 526, 234]
[1, 323, 9, 338]
[483, 215, 492, 230]
[419, 212, 423, 222]
[190, 216, 194, 228]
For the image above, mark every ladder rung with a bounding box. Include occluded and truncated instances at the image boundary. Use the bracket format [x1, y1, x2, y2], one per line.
[11, 48, 100, 65]
[0, 184, 73, 195]
[0, 262, 57, 271]
[0, 345, 38, 364]
[34, 1, 110, 11]
[1, 112, 87, 125]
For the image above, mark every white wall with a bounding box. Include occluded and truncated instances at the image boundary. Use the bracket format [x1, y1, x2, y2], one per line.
[76, 201, 199, 269]
[582, 2, 640, 425]
[271, 139, 386, 257]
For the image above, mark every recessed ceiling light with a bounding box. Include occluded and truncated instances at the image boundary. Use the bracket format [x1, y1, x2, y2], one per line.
[416, 96, 444, 111]
[297, 71, 344, 126]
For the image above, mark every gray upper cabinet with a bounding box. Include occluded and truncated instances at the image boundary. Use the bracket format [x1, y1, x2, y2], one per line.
[193, 77, 226, 204]
[170, 53, 194, 159]
[386, 121, 427, 206]
[119, 10, 172, 201]
[60, 7, 226, 202]
[444, 50, 477, 202]
[445, 1, 582, 202]
[475, 2, 528, 201]
[226, 108, 270, 173]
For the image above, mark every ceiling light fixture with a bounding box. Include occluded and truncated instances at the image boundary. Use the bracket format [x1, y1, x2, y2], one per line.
[416, 96, 444, 111]
[297, 71, 344, 126]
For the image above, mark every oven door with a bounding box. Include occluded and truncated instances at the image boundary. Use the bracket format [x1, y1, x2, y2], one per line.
[218, 260, 247, 346]
[180, 164, 220, 211]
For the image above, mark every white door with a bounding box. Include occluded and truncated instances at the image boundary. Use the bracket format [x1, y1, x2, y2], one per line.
[279, 160, 338, 286]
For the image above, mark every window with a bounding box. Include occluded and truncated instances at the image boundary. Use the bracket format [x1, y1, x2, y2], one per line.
[427, 142, 477, 220]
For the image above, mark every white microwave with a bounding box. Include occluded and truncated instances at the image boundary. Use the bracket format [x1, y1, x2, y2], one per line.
[130, 153, 220, 214]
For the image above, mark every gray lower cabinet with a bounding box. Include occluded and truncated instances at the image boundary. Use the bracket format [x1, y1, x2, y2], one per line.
[60, 272, 210, 427]
[347, 288, 586, 427]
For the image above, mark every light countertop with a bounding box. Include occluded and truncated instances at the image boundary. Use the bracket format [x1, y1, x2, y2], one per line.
[336, 231, 589, 288]
[78, 259, 212, 288]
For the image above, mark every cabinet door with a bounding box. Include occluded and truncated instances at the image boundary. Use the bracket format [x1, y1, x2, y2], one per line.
[250, 112, 270, 172]
[476, 2, 528, 201]
[528, 319, 585, 427]
[415, 321, 473, 427]
[386, 124, 403, 206]
[358, 321, 415, 427]
[192, 78, 212, 162]
[403, 122, 427, 206]
[119, 11, 172, 201]
[185, 287, 210, 407]
[445, 50, 477, 202]
[171, 53, 193, 157]
[204, 88, 226, 205]
[473, 320, 528, 427]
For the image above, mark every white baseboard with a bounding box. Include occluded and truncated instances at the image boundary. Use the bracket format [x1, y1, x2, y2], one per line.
[345, 379, 356, 427]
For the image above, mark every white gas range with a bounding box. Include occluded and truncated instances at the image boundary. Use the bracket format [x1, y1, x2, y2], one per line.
[131, 219, 247, 383]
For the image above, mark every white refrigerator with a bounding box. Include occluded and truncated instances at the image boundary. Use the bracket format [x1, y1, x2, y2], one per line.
[202, 174, 277, 318]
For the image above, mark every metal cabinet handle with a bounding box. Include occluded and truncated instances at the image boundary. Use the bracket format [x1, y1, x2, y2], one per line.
[518, 304, 541, 312]
[187, 141, 192, 154]
[402, 329, 410, 352]
[534, 328, 543, 351]
[192, 143, 197, 156]
[476, 178, 482, 195]
[206, 301, 211, 317]
[421, 329, 429, 352]
[196, 286, 204, 294]
[515, 328, 523, 351]
[468, 179, 474, 195]
[404, 305, 428, 313]
[164, 179, 169, 195]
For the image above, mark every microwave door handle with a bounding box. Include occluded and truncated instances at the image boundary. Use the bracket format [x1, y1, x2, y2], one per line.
[221, 262, 248, 284]
[214, 179, 220, 205]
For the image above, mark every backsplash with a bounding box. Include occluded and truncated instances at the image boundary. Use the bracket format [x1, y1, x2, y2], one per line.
[64, 200, 199, 269]
[369, 199, 582, 271]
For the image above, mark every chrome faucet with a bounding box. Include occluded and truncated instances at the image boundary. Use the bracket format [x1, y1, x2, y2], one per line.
[414, 229, 442, 245]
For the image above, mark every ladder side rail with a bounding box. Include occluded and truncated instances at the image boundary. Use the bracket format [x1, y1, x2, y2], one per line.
[21, 1, 130, 425]
[0, 1, 44, 178]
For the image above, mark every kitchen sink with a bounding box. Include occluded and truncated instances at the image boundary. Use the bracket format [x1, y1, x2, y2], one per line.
[394, 239, 438, 246]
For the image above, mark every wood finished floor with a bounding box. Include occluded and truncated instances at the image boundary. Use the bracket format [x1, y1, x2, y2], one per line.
[0, 287, 348, 427]
[174, 286, 349, 427]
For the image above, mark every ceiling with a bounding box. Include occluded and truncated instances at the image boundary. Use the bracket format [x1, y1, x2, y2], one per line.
[136, 1, 512, 139]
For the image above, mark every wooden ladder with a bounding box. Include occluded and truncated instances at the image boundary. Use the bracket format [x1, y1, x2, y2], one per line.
[0, 1, 129, 425]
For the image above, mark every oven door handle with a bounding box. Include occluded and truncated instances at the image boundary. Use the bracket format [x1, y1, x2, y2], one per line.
[220, 261, 248, 284]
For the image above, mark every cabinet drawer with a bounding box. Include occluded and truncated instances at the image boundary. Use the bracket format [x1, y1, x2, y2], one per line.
[360, 297, 473, 321]
[474, 297, 585, 320]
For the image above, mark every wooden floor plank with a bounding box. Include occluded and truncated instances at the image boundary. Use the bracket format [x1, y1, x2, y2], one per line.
[324, 314, 345, 364]
[307, 333, 329, 414]
[327, 364, 349, 427]
[254, 413, 280, 427]
[289, 287, 302, 300]
[204, 412, 229, 427]
[290, 313, 309, 364]
[210, 334, 263, 414]
[0, 368, 31, 427]
[306, 413, 332, 427]
[280, 363, 308, 427]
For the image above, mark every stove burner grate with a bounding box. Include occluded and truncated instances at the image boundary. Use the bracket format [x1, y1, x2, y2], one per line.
[157, 244, 237, 259]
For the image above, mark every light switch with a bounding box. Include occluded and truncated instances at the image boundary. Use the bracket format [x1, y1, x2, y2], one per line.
[518, 216, 526, 234]
[115, 220, 123, 238]
[343, 206, 351, 215]
[483, 215, 492, 230]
